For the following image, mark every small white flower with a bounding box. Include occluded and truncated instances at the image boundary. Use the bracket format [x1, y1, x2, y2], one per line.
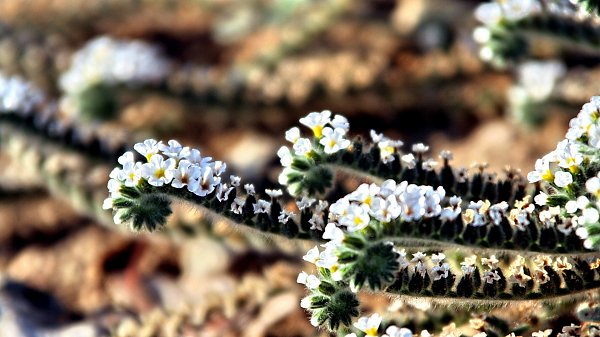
[474, 2, 502, 26]
[253, 200, 271, 214]
[401, 153, 416, 169]
[384, 325, 413, 337]
[141, 154, 176, 186]
[159, 139, 189, 159]
[293, 138, 312, 156]
[565, 200, 578, 214]
[320, 127, 351, 154]
[189, 166, 220, 196]
[323, 223, 344, 243]
[216, 183, 234, 202]
[186, 148, 212, 166]
[278, 210, 294, 224]
[582, 207, 600, 224]
[411, 252, 426, 263]
[297, 271, 321, 289]
[354, 313, 382, 337]
[411, 143, 429, 154]
[299, 110, 331, 138]
[481, 255, 499, 270]
[340, 203, 370, 232]
[297, 196, 316, 210]
[303, 246, 320, 264]
[532, 330, 552, 337]
[277, 146, 293, 167]
[265, 189, 283, 198]
[166, 160, 199, 190]
[134, 139, 162, 161]
[554, 171, 573, 188]
[229, 175, 241, 187]
[330, 114, 350, 132]
[586, 176, 600, 195]
[244, 184, 256, 195]
[432, 263, 450, 280]
[285, 127, 301, 143]
[483, 270, 501, 284]
[534, 192, 548, 206]
[231, 197, 245, 214]
[431, 253, 446, 264]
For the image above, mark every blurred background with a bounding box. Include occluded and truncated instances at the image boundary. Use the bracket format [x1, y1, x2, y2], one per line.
[0, 0, 594, 336]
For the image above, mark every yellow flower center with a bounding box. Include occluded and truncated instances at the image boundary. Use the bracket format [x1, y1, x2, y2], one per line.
[365, 328, 378, 336]
[154, 168, 165, 179]
[328, 139, 337, 148]
[312, 125, 324, 138]
[541, 170, 554, 182]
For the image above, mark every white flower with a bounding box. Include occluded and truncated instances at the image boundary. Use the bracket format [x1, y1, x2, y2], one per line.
[340, 203, 371, 232]
[411, 252, 426, 263]
[141, 154, 176, 186]
[231, 197, 245, 214]
[299, 110, 331, 138]
[309, 213, 325, 231]
[102, 197, 114, 210]
[316, 247, 338, 269]
[134, 139, 162, 161]
[411, 143, 429, 154]
[501, 0, 538, 21]
[481, 255, 499, 270]
[527, 157, 554, 183]
[330, 114, 349, 132]
[285, 127, 301, 143]
[348, 183, 380, 207]
[401, 153, 416, 169]
[277, 146, 293, 167]
[354, 313, 382, 337]
[167, 160, 200, 191]
[253, 200, 271, 214]
[320, 127, 351, 154]
[303, 246, 320, 264]
[186, 148, 212, 166]
[431, 253, 446, 264]
[432, 263, 450, 280]
[582, 207, 600, 224]
[483, 270, 501, 284]
[297, 196, 316, 210]
[265, 189, 283, 198]
[554, 171, 573, 188]
[532, 330, 552, 337]
[384, 325, 413, 337]
[474, 2, 502, 26]
[565, 200, 578, 214]
[229, 175, 241, 187]
[159, 139, 190, 160]
[371, 196, 402, 223]
[534, 192, 548, 206]
[297, 271, 321, 289]
[189, 166, 220, 196]
[323, 223, 344, 243]
[244, 184, 255, 195]
[278, 210, 294, 224]
[216, 183, 234, 202]
[120, 162, 143, 187]
[210, 161, 227, 176]
[293, 138, 312, 156]
[586, 176, 600, 195]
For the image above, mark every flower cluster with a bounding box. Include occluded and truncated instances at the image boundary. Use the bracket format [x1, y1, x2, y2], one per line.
[528, 96, 600, 248]
[103, 139, 231, 226]
[278, 110, 352, 195]
[0, 73, 45, 115]
[59, 36, 171, 95]
[329, 180, 446, 232]
[472, 0, 541, 65]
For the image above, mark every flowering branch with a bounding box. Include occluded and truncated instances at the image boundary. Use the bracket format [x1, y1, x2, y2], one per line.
[473, 0, 600, 67]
